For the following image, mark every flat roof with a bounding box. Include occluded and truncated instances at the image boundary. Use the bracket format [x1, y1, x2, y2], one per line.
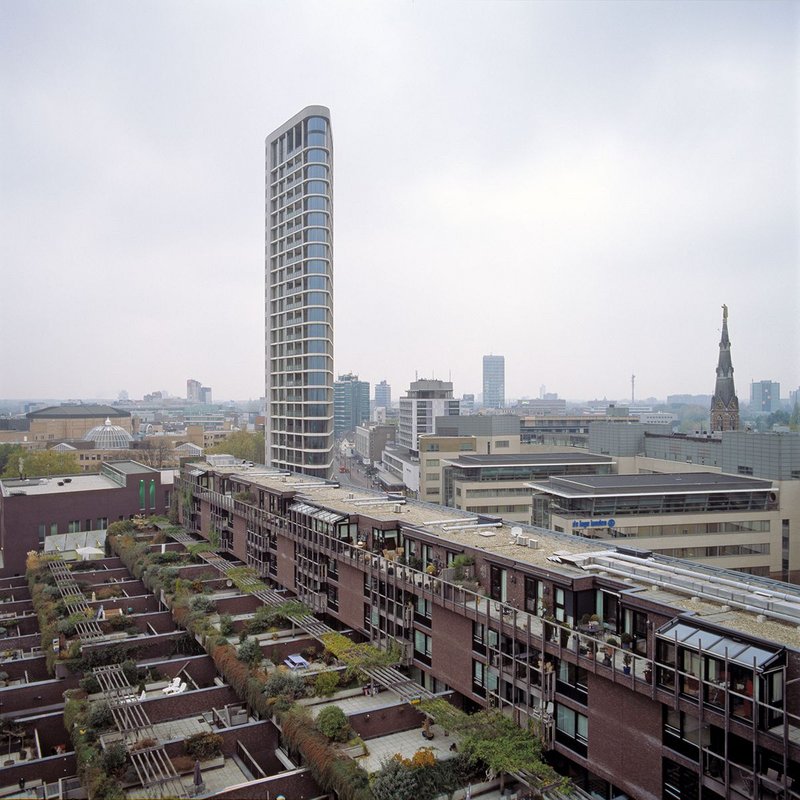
[527, 471, 773, 497]
[27, 404, 130, 419]
[1, 473, 120, 496]
[105, 461, 156, 475]
[443, 452, 614, 469]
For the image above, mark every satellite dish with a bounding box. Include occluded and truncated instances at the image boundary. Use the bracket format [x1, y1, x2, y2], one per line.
[511, 527, 523, 538]
[226, 579, 233, 588]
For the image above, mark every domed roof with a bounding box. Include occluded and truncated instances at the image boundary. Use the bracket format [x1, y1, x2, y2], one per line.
[84, 418, 133, 449]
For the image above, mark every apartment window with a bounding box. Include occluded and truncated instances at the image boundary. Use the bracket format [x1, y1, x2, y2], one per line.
[38, 524, 46, 544]
[415, 596, 431, 623]
[50, 523, 58, 535]
[426, 459, 440, 466]
[737, 465, 754, 475]
[414, 631, 432, 665]
[425, 473, 439, 482]
[97, 517, 108, 530]
[68, 520, 81, 533]
[663, 759, 699, 800]
[495, 440, 510, 448]
[663, 708, 707, 761]
[555, 705, 588, 755]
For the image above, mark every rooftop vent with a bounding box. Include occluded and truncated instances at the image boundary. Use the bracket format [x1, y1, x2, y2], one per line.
[527, 538, 540, 549]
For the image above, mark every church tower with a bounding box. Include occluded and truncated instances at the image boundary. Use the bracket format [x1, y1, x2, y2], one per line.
[710, 305, 740, 433]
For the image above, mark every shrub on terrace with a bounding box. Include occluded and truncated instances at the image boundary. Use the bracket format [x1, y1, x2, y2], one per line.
[314, 670, 341, 697]
[237, 638, 262, 667]
[280, 705, 372, 800]
[263, 669, 306, 700]
[317, 704, 350, 742]
[189, 594, 215, 614]
[218, 614, 234, 636]
[185, 731, 224, 761]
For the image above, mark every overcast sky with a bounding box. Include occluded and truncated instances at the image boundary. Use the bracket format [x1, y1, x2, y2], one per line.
[1, 0, 797, 404]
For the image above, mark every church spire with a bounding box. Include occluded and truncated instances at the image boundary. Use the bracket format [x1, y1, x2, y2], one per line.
[710, 304, 739, 432]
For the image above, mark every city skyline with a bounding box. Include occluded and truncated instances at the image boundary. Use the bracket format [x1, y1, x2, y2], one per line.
[1, 1, 797, 402]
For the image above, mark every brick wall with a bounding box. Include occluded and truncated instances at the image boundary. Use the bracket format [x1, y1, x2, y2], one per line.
[349, 701, 425, 738]
[0, 675, 80, 715]
[143, 686, 240, 725]
[276, 532, 295, 589]
[586, 673, 662, 799]
[0, 753, 76, 789]
[213, 770, 320, 800]
[430, 605, 473, 696]
[333, 560, 365, 631]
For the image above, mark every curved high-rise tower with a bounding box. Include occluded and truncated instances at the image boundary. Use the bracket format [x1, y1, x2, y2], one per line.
[710, 304, 740, 433]
[265, 106, 334, 478]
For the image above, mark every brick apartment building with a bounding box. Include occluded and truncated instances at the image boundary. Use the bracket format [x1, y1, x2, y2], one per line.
[177, 456, 800, 800]
[0, 461, 172, 576]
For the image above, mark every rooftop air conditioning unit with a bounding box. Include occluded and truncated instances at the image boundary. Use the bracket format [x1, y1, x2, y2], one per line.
[516, 536, 528, 546]
[527, 538, 540, 549]
[394, 504, 402, 513]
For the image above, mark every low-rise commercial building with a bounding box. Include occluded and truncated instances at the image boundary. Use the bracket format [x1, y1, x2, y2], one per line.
[529, 472, 783, 577]
[440, 452, 613, 523]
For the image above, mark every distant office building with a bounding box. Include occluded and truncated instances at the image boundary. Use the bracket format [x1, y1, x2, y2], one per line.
[187, 379, 202, 403]
[751, 380, 781, 414]
[710, 305, 740, 432]
[374, 380, 391, 410]
[26, 404, 132, 442]
[632, 411, 677, 426]
[199, 386, 212, 404]
[460, 394, 475, 415]
[265, 105, 334, 478]
[482, 355, 505, 409]
[354, 423, 395, 465]
[334, 374, 370, 437]
[513, 397, 567, 415]
[398, 379, 459, 453]
[667, 394, 712, 406]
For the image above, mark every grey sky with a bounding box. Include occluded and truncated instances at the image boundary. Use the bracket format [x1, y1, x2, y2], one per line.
[1, 0, 797, 403]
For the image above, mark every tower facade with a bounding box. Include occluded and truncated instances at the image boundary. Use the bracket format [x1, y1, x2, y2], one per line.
[265, 106, 334, 478]
[334, 374, 370, 437]
[482, 354, 505, 409]
[398, 379, 460, 452]
[710, 305, 740, 433]
[374, 380, 391, 410]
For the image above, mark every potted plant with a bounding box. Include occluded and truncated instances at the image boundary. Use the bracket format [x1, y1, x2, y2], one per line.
[588, 614, 602, 633]
[622, 653, 633, 675]
[621, 632, 634, 650]
[643, 661, 653, 683]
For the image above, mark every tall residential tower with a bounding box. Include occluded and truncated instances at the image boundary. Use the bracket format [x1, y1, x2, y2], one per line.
[482, 354, 505, 409]
[265, 106, 334, 478]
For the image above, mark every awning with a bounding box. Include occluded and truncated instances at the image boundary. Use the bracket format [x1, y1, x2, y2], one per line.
[657, 619, 782, 670]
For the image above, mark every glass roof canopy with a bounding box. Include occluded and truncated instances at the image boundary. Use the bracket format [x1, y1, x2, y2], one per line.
[289, 501, 344, 525]
[657, 619, 783, 670]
